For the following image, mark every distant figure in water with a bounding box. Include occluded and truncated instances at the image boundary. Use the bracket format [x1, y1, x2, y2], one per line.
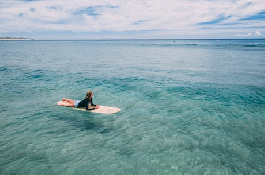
[61, 91, 99, 110]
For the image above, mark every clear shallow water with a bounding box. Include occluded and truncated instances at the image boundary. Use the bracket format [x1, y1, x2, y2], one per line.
[0, 39, 264, 175]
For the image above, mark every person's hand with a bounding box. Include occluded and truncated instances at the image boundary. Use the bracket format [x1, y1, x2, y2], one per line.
[95, 105, 100, 109]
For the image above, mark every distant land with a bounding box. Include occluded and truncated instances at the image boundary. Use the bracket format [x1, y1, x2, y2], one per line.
[0, 37, 33, 40]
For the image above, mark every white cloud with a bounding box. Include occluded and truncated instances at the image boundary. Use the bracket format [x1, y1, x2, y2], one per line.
[255, 30, 261, 36]
[0, 0, 265, 39]
[234, 30, 263, 37]
[235, 32, 252, 37]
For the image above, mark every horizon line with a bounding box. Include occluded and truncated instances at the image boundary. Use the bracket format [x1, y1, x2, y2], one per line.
[1, 38, 265, 41]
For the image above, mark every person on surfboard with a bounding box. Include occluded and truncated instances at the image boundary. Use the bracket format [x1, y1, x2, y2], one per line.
[61, 91, 99, 110]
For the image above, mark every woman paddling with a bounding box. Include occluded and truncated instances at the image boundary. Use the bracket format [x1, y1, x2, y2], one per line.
[60, 91, 99, 110]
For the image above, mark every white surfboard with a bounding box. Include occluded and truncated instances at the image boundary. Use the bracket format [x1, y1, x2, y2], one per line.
[56, 100, 121, 114]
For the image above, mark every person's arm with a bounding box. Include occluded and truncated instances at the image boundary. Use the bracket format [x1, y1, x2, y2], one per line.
[91, 98, 96, 107]
[91, 98, 99, 109]
[85, 99, 90, 110]
[85, 99, 97, 110]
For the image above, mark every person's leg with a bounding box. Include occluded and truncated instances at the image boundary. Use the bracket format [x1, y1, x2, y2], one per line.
[59, 103, 75, 107]
[60, 98, 76, 107]
[62, 98, 75, 103]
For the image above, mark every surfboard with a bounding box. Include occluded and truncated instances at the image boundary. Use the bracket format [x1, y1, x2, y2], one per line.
[56, 100, 121, 114]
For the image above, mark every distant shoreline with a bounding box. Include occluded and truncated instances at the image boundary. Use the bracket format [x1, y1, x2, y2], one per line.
[0, 37, 33, 40]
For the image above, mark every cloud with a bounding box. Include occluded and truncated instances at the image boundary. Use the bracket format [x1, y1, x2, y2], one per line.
[0, 0, 265, 39]
[255, 30, 261, 35]
[235, 30, 262, 37]
[198, 14, 232, 25]
[235, 32, 252, 37]
[73, 5, 118, 17]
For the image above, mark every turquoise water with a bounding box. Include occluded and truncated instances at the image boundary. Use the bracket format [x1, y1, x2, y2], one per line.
[0, 39, 264, 175]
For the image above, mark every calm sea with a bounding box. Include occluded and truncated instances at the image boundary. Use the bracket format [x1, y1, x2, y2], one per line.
[0, 39, 264, 175]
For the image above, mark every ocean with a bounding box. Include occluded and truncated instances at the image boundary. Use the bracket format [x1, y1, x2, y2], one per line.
[0, 39, 264, 175]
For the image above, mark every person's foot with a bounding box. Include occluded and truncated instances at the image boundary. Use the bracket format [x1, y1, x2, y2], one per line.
[62, 98, 66, 101]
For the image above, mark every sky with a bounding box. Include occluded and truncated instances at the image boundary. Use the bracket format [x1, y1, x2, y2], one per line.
[0, 0, 265, 39]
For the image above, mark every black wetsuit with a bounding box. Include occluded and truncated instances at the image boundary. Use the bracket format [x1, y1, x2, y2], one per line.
[77, 98, 96, 110]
